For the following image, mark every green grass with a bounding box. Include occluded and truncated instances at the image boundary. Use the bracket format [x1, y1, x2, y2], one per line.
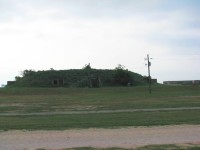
[1, 110, 200, 130]
[0, 86, 200, 113]
[0, 85, 200, 130]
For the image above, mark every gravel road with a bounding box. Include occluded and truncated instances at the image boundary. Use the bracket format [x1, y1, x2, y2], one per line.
[0, 125, 200, 150]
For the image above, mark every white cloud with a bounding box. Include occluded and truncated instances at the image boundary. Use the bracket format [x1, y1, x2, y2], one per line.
[0, 0, 200, 85]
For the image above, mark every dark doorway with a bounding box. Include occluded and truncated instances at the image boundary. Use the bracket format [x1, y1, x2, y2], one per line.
[52, 79, 64, 87]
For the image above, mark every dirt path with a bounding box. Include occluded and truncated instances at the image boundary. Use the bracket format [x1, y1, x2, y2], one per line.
[0, 125, 200, 150]
[1, 107, 200, 116]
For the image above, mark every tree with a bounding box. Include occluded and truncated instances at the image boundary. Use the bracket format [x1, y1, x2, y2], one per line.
[21, 69, 36, 77]
[82, 63, 91, 70]
[115, 64, 125, 70]
[114, 64, 133, 86]
[15, 76, 22, 81]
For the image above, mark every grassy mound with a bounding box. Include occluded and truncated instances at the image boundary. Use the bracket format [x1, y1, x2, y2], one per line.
[7, 68, 147, 88]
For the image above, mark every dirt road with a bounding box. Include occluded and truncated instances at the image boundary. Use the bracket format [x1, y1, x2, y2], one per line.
[0, 125, 200, 150]
[1, 107, 200, 116]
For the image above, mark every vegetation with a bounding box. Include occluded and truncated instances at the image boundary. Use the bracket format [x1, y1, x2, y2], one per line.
[135, 144, 200, 150]
[1, 110, 200, 130]
[6, 66, 147, 88]
[0, 86, 200, 113]
[0, 85, 200, 130]
[51, 144, 200, 150]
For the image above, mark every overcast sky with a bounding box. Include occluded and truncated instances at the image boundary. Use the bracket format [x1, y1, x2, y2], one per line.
[0, 0, 200, 85]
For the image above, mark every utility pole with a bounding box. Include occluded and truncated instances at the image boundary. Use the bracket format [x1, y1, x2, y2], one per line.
[145, 54, 152, 94]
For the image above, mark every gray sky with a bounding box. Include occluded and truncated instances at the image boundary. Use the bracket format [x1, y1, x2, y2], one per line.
[0, 0, 200, 85]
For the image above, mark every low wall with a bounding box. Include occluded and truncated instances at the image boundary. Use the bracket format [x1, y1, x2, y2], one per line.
[163, 80, 200, 85]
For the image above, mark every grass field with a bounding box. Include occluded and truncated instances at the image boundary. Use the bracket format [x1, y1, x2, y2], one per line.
[0, 85, 200, 130]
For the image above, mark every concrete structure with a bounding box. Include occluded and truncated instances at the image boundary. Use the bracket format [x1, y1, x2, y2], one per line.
[163, 80, 200, 85]
[52, 79, 64, 87]
[7, 81, 16, 86]
[151, 79, 157, 84]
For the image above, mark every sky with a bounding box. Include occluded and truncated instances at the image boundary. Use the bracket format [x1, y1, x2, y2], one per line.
[0, 0, 200, 86]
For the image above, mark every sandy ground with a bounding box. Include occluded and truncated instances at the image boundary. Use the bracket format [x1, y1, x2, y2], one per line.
[0, 125, 200, 150]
